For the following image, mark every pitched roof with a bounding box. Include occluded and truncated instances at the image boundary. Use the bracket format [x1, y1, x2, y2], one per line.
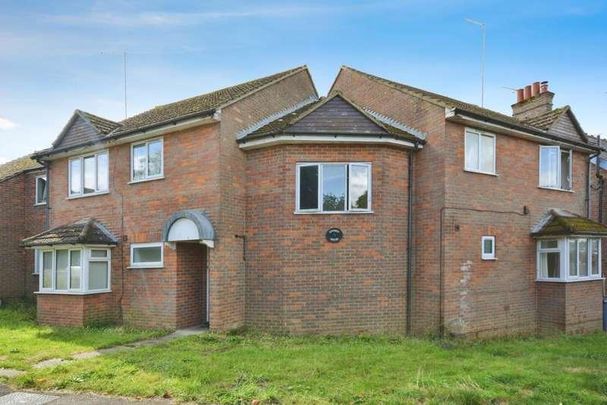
[79, 110, 120, 135]
[115, 66, 308, 134]
[523, 106, 569, 130]
[37, 66, 310, 157]
[531, 209, 607, 237]
[339, 66, 592, 147]
[0, 155, 43, 182]
[240, 93, 425, 144]
[22, 218, 118, 247]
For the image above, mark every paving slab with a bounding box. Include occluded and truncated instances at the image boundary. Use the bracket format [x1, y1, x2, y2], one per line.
[0, 392, 58, 405]
[48, 393, 169, 404]
[32, 359, 69, 370]
[0, 370, 24, 378]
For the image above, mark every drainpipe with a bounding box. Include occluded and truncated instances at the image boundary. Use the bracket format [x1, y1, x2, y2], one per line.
[587, 141, 601, 219]
[406, 142, 418, 335]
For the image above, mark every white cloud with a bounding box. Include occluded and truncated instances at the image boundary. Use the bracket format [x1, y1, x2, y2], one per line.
[41, 5, 344, 27]
[0, 117, 17, 130]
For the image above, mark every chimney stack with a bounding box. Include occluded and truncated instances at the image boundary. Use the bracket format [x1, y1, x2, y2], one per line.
[512, 80, 554, 120]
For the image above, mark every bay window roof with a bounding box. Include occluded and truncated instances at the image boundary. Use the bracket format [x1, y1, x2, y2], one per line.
[531, 209, 607, 237]
[22, 218, 118, 247]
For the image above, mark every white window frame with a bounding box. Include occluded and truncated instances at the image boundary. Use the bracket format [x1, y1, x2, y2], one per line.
[68, 150, 109, 197]
[35, 175, 47, 205]
[539, 146, 572, 191]
[33, 250, 40, 274]
[295, 162, 372, 214]
[536, 237, 602, 282]
[464, 128, 496, 175]
[130, 138, 164, 183]
[37, 246, 111, 294]
[130, 242, 164, 268]
[481, 236, 496, 260]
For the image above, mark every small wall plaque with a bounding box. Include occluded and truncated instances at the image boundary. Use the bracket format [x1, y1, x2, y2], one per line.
[326, 228, 343, 243]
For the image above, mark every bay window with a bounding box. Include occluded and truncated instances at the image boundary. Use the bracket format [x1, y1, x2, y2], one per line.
[131, 138, 163, 182]
[537, 238, 601, 281]
[539, 146, 572, 190]
[296, 163, 371, 213]
[69, 151, 109, 197]
[37, 247, 111, 293]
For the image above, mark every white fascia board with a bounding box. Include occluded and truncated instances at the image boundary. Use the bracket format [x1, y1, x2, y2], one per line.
[239, 135, 421, 150]
[446, 108, 595, 153]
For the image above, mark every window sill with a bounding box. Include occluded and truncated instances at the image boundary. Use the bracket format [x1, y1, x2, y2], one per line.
[68, 191, 109, 200]
[536, 277, 604, 283]
[34, 202, 47, 207]
[128, 176, 165, 185]
[482, 258, 497, 261]
[537, 186, 574, 193]
[294, 210, 374, 215]
[128, 266, 164, 270]
[464, 169, 498, 177]
[35, 290, 112, 295]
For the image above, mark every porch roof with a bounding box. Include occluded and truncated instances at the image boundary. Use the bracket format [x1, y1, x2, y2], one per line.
[22, 218, 118, 247]
[531, 209, 607, 237]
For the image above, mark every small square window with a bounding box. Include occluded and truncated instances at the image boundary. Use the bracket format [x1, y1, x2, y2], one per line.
[481, 236, 495, 260]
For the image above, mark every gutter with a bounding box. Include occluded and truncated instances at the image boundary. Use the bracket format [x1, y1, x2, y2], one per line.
[447, 108, 600, 153]
[34, 113, 218, 161]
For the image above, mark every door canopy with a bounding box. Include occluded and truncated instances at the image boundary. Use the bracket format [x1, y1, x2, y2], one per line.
[162, 210, 215, 248]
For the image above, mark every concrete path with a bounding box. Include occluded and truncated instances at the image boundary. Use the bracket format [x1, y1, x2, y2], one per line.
[34, 326, 207, 369]
[0, 385, 170, 404]
[0, 327, 207, 404]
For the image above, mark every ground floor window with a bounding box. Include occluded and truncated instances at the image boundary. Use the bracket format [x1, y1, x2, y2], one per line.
[537, 238, 601, 281]
[130, 242, 163, 268]
[36, 246, 111, 293]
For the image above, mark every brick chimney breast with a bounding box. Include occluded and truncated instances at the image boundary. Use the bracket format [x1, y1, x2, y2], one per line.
[512, 81, 554, 120]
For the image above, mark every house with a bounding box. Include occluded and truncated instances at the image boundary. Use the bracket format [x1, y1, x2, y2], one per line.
[15, 65, 607, 337]
[0, 155, 47, 301]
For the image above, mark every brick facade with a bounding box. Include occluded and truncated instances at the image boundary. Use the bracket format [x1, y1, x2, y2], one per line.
[7, 66, 604, 337]
[0, 169, 46, 301]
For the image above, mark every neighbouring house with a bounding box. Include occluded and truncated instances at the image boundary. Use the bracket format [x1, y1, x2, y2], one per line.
[13, 65, 607, 337]
[0, 155, 47, 301]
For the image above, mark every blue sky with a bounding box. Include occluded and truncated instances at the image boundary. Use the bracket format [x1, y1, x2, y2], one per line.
[1, 0, 606, 162]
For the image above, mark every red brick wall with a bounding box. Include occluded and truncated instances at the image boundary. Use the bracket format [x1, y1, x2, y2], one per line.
[333, 67, 598, 337]
[332, 69, 447, 335]
[40, 69, 317, 330]
[37, 292, 116, 327]
[245, 144, 409, 334]
[440, 120, 589, 337]
[537, 280, 603, 334]
[210, 69, 318, 331]
[0, 169, 46, 301]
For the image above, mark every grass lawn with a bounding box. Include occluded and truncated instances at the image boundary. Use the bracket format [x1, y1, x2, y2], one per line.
[0, 302, 166, 371]
[15, 331, 607, 404]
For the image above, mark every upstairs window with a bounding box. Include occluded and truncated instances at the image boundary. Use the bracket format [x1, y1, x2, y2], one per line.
[69, 151, 109, 197]
[465, 128, 495, 174]
[35, 175, 47, 205]
[296, 163, 371, 213]
[131, 138, 163, 182]
[481, 236, 496, 260]
[537, 238, 601, 281]
[539, 146, 572, 190]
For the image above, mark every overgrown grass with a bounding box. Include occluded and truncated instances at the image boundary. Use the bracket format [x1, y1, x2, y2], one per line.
[15, 331, 607, 404]
[0, 302, 166, 371]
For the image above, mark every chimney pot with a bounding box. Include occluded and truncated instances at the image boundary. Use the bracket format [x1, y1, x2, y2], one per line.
[540, 81, 549, 94]
[516, 89, 524, 103]
[524, 85, 532, 100]
[532, 82, 540, 97]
